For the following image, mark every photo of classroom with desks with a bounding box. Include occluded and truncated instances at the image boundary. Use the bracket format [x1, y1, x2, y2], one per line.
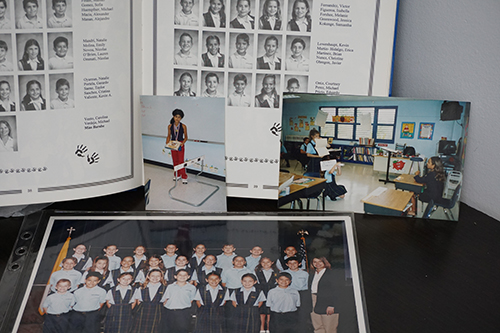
[279, 94, 470, 221]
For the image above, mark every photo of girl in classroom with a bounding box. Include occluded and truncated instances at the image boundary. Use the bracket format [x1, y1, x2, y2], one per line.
[14, 217, 366, 333]
[280, 94, 470, 221]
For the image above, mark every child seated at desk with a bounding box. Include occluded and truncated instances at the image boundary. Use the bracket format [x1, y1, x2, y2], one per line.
[410, 156, 445, 215]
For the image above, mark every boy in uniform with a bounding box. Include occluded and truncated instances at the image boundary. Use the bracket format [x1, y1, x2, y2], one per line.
[49, 257, 81, 293]
[48, 0, 72, 28]
[16, 0, 42, 29]
[103, 244, 121, 271]
[0, 40, 13, 71]
[245, 246, 264, 271]
[48, 36, 73, 69]
[266, 272, 300, 333]
[227, 74, 251, 107]
[68, 244, 92, 273]
[70, 271, 107, 333]
[42, 278, 75, 333]
[161, 243, 178, 269]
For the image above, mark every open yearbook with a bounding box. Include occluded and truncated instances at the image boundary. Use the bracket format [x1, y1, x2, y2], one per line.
[0, 0, 398, 206]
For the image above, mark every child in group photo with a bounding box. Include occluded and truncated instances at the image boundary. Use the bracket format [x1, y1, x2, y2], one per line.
[230, 0, 255, 29]
[16, 0, 43, 29]
[132, 269, 167, 333]
[50, 78, 74, 109]
[103, 244, 121, 271]
[139, 255, 167, 284]
[190, 243, 207, 274]
[66, 244, 92, 273]
[80, 256, 114, 291]
[192, 254, 222, 287]
[174, 32, 197, 66]
[174, 72, 196, 97]
[228, 33, 253, 69]
[166, 255, 191, 283]
[288, 0, 312, 32]
[227, 73, 251, 107]
[285, 37, 309, 71]
[18, 38, 44, 70]
[20, 79, 46, 111]
[49, 36, 73, 69]
[202, 72, 224, 97]
[254, 257, 279, 333]
[165, 109, 189, 183]
[49, 257, 81, 293]
[133, 245, 148, 271]
[266, 272, 300, 333]
[42, 278, 75, 333]
[245, 246, 263, 271]
[0, 40, 13, 71]
[0, 0, 11, 29]
[201, 35, 224, 67]
[255, 74, 279, 108]
[259, 0, 282, 30]
[161, 243, 179, 268]
[104, 272, 136, 333]
[194, 272, 230, 333]
[110, 256, 137, 286]
[203, 0, 226, 27]
[256, 35, 281, 70]
[216, 244, 238, 270]
[48, 0, 72, 28]
[175, 0, 199, 26]
[231, 273, 266, 333]
[70, 271, 107, 333]
[0, 80, 15, 111]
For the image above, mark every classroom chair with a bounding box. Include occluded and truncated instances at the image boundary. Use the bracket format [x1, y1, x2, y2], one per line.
[422, 184, 461, 220]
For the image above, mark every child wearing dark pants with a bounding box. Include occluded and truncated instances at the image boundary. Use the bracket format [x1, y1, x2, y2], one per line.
[266, 272, 300, 333]
[42, 279, 75, 333]
[194, 272, 230, 333]
[70, 272, 107, 333]
[160, 269, 197, 333]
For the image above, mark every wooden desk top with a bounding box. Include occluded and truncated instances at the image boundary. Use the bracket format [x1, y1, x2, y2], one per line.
[279, 172, 326, 196]
[362, 187, 414, 211]
[394, 174, 425, 186]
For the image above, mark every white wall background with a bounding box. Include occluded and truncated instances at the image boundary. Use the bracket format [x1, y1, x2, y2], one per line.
[391, 0, 500, 221]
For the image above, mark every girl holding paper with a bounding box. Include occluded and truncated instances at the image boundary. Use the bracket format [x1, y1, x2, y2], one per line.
[306, 129, 329, 174]
[166, 109, 188, 184]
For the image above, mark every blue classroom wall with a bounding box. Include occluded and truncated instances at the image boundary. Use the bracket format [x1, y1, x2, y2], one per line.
[142, 135, 226, 178]
[282, 98, 468, 159]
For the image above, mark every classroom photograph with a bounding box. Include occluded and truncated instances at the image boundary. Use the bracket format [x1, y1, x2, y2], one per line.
[279, 94, 470, 221]
[13, 215, 366, 333]
[141, 95, 227, 212]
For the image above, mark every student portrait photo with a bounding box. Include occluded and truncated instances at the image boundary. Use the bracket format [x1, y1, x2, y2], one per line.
[173, 68, 198, 96]
[256, 34, 282, 70]
[17, 33, 44, 71]
[0, 76, 16, 111]
[285, 74, 308, 92]
[0, 0, 13, 30]
[259, 0, 283, 30]
[227, 72, 253, 107]
[49, 73, 75, 109]
[228, 32, 254, 69]
[287, 0, 312, 32]
[175, 0, 199, 26]
[229, 0, 255, 29]
[0, 115, 17, 151]
[202, 0, 226, 28]
[255, 73, 280, 108]
[285, 35, 310, 71]
[174, 29, 199, 66]
[0, 35, 13, 71]
[201, 71, 225, 97]
[201, 32, 225, 68]
[48, 32, 73, 70]
[47, 0, 72, 28]
[19, 74, 46, 111]
[15, 0, 43, 29]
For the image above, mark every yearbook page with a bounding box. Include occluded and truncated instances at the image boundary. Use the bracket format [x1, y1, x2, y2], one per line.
[147, 0, 398, 199]
[0, 0, 143, 206]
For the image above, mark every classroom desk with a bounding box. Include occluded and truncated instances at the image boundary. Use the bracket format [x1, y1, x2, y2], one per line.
[278, 172, 326, 210]
[362, 187, 414, 216]
[394, 174, 425, 193]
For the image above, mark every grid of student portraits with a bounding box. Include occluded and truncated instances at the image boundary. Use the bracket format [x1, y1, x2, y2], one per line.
[12, 215, 368, 333]
[172, 0, 313, 108]
[0, 0, 74, 153]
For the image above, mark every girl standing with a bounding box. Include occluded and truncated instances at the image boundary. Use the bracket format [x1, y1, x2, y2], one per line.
[255, 74, 279, 108]
[166, 109, 189, 183]
[288, 0, 311, 32]
[20, 79, 45, 111]
[104, 272, 136, 333]
[18, 38, 44, 70]
[81, 256, 113, 290]
[231, 273, 266, 333]
[255, 257, 279, 333]
[259, 0, 282, 30]
[203, 0, 226, 27]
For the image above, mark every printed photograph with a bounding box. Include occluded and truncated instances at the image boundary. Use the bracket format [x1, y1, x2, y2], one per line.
[12, 213, 368, 333]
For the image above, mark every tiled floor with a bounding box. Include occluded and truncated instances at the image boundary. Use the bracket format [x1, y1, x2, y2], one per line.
[280, 160, 459, 221]
[144, 163, 227, 212]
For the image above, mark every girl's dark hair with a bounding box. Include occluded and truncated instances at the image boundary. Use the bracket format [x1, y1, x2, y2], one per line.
[309, 128, 319, 140]
[21, 39, 44, 64]
[170, 108, 185, 124]
[429, 156, 446, 182]
[287, 78, 299, 89]
[254, 256, 279, 274]
[144, 254, 166, 272]
[209, 0, 226, 21]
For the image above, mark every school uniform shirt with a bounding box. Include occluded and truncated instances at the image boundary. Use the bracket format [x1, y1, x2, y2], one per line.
[107, 255, 122, 271]
[230, 15, 255, 29]
[21, 97, 46, 111]
[228, 52, 254, 69]
[255, 92, 280, 108]
[72, 254, 92, 272]
[201, 52, 224, 67]
[189, 253, 206, 274]
[201, 90, 224, 98]
[259, 16, 282, 30]
[133, 255, 147, 270]
[80, 270, 114, 288]
[288, 17, 312, 32]
[0, 135, 14, 151]
[221, 267, 253, 289]
[73, 286, 107, 312]
[111, 267, 137, 286]
[0, 18, 11, 29]
[51, 98, 75, 109]
[161, 282, 197, 309]
[195, 285, 231, 305]
[48, 15, 72, 28]
[266, 287, 300, 312]
[165, 265, 191, 283]
[16, 15, 43, 29]
[215, 253, 236, 270]
[228, 91, 252, 107]
[230, 286, 266, 305]
[203, 11, 225, 28]
[285, 55, 309, 71]
[174, 11, 199, 26]
[19, 58, 44, 71]
[43, 292, 76, 314]
[192, 266, 222, 285]
[161, 253, 178, 269]
[0, 59, 13, 71]
[245, 255, 261, 271]
[105, 285, 135, 305]
[174, 51, 197, 66]
[48, 55, 73, 69]
[256, 55, 281, 70]
[0, 99, 15, 111]
[286, 269, 309, 291]
[49, 269, 82, 292]
[132, 282, 163, 302]
[276, 255, 307, 271]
